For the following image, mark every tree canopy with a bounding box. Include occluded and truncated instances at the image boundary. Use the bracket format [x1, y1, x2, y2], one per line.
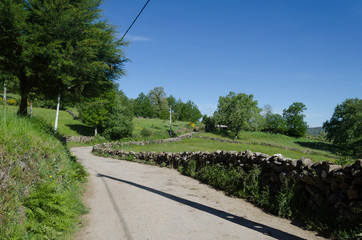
[323, 98, 362, 156]
[0, 0, 126, 115]
[133, 92, 154, 118]
[282, 102, 308, 137]
[215, 92, 261, 139]
[148, 86, 168, 117]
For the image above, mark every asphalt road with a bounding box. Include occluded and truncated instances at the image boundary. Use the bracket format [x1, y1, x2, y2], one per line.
[71, 147, 327, 240]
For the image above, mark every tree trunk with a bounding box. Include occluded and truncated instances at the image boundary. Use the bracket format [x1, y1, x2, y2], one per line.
[18, 71, 29, 116]
[29, 100, 33, 117]
[234, 127, 240, 139]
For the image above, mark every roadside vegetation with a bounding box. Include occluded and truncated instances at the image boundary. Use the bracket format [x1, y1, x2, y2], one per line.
[0, 107, 88, 239]
[177, 160, 361, 239]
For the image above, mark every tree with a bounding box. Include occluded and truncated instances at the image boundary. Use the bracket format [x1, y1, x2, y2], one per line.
[148, 87, 168, 117]
[78, 99, 109, 136]
[103, 91, 134, 140]
[133, 92, 154, 118]
[283, 102, 308, 137]
[176, 100, 202, 123]
[202, 115, 216, 132]
[0, 0, 126, 115]
[264, 113, 287, 134]
[214, 92, 261, 139]
[323, 98, 362, 156]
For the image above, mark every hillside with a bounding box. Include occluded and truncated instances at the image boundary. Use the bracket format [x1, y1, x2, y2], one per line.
[2, 105, 93, 136]
[0, 106, 87, 239]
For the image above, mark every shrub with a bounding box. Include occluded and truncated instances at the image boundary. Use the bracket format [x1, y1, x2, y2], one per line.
[140, 127, 152, 138]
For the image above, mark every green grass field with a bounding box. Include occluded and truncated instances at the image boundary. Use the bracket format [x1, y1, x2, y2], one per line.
[115, 137, 339, 162]
[200, 132, 345, 157]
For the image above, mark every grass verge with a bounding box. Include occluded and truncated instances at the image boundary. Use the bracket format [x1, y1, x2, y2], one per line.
[0, 106, 88, 239]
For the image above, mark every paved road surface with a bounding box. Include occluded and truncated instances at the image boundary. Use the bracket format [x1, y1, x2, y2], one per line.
[71, 147, 327, 240]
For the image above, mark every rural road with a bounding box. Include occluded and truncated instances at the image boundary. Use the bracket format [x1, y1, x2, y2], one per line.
[71, 147, 327, 240]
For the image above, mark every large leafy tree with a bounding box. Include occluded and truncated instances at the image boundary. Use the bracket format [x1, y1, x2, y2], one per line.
[0, 0, 126, 115]
[148, 86, 168, 117]
[176, 100, 202, 123]
[215, 92, 261, 139]
[323, 98, 362, 156]
[282, 102, 308, 137]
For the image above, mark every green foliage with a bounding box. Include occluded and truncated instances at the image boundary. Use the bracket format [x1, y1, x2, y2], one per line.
[283, 102, 308, 137]
[103, 91, 134, 140]
[175, 100, 202, 122]
[183, 160, 197, 177]
[78, 99, 109, 135]
[159, 109, 171, 120]
[274, 181, 296, 218]
[23, 180, 85, 238]
[133, 92, 155, 118]
[323, 98, 362, 156]
[215, 92, 262, 138]
[0, 0, 126, 115]
[148, 87, 168, 117]
[140, 127, 152, 138]
[78, 90, 133, 140]
[0, 107, 87, 239]
[263, 113, 288, 134]
[202, 115, 216, 132]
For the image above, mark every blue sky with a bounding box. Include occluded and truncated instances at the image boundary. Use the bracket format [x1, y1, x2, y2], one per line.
[101, 0, 362, 127]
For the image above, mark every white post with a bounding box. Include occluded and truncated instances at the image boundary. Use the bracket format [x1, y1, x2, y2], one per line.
[169, 105, 172, 137]
[54, 93, 60, 132]
[3, 81, 6, 105]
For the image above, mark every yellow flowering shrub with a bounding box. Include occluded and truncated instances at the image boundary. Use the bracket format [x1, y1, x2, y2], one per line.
[7, 98, 16, 105]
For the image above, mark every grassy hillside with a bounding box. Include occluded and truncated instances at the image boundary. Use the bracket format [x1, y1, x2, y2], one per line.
[132, 117, 202, 140]
[0, 106, 87, 239]
[3, 105, 93, 136]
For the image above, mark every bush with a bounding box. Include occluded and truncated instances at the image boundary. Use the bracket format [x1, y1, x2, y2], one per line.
[140, 127, 152, 138]
[103, 115, 133, 140]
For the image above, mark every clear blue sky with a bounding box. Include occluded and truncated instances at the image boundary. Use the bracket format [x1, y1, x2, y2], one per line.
[101, 0, 362, 127]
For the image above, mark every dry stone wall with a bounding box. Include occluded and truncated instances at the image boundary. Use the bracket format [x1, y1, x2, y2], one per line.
[66, 136, 95, 143]
[92, 136, 362, 224]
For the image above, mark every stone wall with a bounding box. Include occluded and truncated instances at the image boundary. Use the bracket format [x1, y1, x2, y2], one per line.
[92, 136, 362, 224]
[66, 135, 95, 143]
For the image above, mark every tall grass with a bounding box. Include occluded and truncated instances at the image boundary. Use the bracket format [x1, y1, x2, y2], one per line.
[0, 106, 87, 239]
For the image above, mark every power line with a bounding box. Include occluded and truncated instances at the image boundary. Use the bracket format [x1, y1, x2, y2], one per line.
[121, 0, 150, 41]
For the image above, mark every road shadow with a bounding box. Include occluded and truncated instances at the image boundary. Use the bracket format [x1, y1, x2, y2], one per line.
[66, 124, 93, 136]
[97, 173, 310, 240]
